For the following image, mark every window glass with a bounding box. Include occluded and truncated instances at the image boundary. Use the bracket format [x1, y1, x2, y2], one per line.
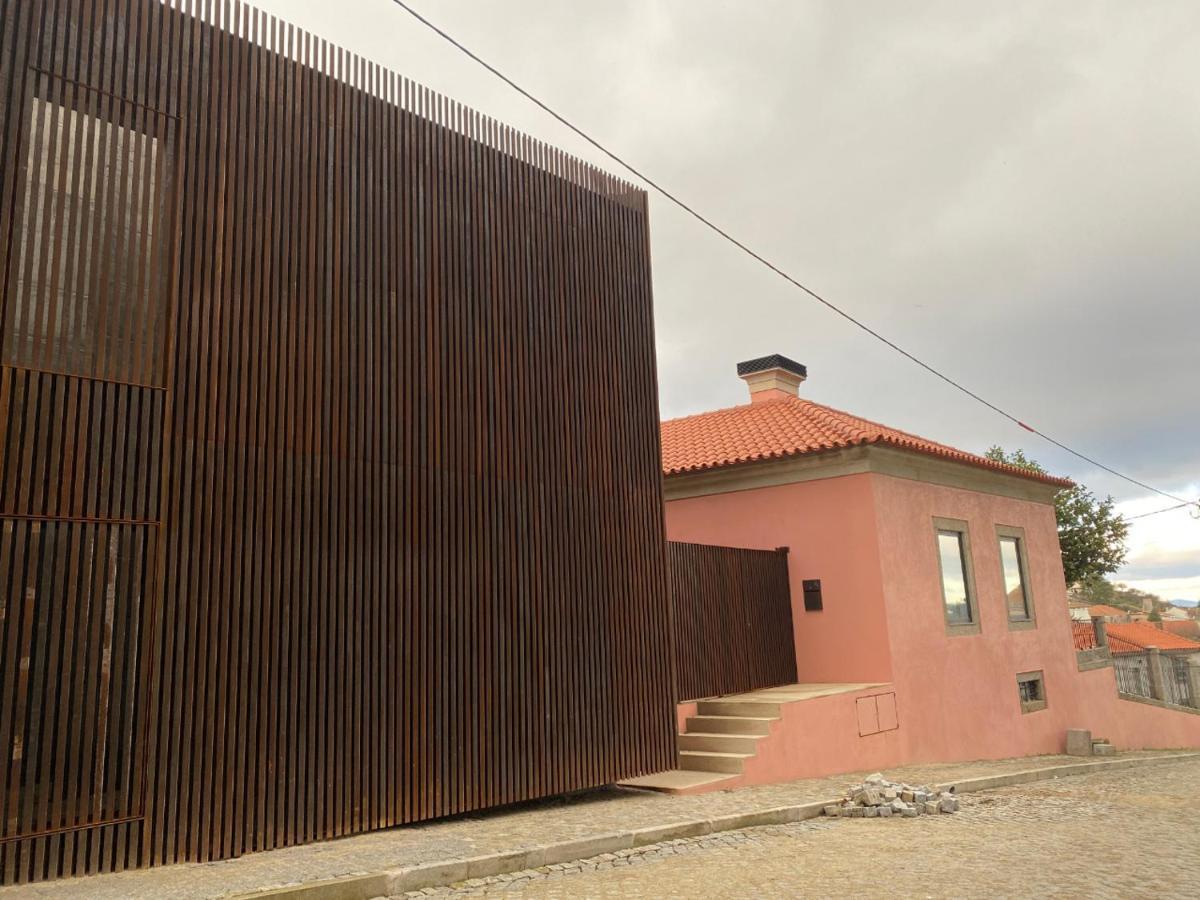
[937, 530, 972, 624]
[1000, 536, 1030, 620]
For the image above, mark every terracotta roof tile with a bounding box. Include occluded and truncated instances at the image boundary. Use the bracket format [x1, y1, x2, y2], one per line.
[660, 396, 1072, 486]
[1161, 620, 1200, 640]
[1106, 621, 1200, 654]
[1087, 605, 1130, 618]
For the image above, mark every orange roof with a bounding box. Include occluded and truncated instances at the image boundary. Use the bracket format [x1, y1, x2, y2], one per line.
[1087, 605, 1129, 618]
[660, 395, 1072, 486]
[1106, 621, 1200, 654]
[1162, 620, 1200, 640]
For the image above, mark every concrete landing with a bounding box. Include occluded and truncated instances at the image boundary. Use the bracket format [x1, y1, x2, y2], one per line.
[620, 769, 737, 792]
[719, 683, 886, 702]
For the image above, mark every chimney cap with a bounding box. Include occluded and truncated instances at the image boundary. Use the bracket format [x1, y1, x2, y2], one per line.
[736, 354, 807, 379]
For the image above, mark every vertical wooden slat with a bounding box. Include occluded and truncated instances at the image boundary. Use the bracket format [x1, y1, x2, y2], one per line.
[667, 542, 797, 702]
[0, 0, 672, 884]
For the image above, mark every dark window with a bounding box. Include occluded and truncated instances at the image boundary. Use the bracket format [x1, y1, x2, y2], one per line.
[1017, 671, 1047, 713]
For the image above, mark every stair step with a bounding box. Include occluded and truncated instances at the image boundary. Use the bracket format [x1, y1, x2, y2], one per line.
[678, 749, 752, 775]
[686, 715, 775, 736]
[696, 699, 783, 718]
[678, 732, 762, 754]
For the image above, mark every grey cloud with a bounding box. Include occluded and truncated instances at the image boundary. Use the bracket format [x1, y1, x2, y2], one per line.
[252, 0, 1198, 569]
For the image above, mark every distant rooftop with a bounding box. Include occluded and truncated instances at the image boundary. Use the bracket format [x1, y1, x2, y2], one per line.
[1106, 621, 1200, 654]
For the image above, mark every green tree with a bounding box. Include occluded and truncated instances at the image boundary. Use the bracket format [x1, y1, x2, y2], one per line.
[986, 447, 1129, 586]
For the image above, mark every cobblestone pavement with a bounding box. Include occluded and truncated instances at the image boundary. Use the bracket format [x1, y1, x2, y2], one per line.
[4, 751, 1187, 898]
[401, 756, 1200, 899]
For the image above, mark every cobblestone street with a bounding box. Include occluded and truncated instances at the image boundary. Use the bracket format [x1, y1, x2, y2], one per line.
[404, 756, 1200, 899]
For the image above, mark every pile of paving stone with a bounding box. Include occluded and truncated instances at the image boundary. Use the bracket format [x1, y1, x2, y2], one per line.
[823, 773, 959, 819]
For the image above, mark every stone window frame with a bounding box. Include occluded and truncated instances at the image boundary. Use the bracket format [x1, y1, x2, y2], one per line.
[932, 516, 980, 636]
[1017, 670, 1047, 713]
[996, 524, 1037, 631]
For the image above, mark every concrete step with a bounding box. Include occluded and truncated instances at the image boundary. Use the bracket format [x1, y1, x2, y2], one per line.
[619, 769, 738, 794]
[678, 732, 762, 754]
[686, 715, 775, 736]
[678, 749, 752, 774]
[696, 699, 783, 718]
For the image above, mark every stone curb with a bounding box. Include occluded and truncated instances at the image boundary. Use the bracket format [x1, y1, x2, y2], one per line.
[234, 752, 1199, 899]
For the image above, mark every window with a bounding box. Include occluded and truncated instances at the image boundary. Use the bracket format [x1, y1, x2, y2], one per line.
[4, 84, 174, 387]
[933, 518, 978, 634]
[997, 526, 1034, 627]
[1017, 671, 1047, 713]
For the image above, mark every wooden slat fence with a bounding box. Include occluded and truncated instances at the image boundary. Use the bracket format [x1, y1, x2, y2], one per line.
[668, 542, 797, 702]
[0, 0, 674, 884]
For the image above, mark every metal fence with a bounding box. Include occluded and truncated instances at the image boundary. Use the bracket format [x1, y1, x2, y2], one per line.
[1113, 651, 1198, 707]
[1165, 657, 1194, 707]
[1113, 654, 1153, 698]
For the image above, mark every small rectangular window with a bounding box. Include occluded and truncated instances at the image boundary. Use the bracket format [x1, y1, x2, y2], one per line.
[933, 519, 978, 633]
[1017, 671, 1047, 713]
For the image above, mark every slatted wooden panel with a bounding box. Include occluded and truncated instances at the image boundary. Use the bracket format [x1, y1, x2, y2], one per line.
[0, 521, 156, 841]
[668, 542, 797, 702]
[0, 368, 165, 521]
[0, 0, 673, 884]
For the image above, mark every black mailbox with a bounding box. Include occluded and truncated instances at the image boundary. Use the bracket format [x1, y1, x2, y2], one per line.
[802, 579, 823, 611]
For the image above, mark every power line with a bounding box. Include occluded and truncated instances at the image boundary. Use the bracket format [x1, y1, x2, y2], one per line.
[1125, 502, 1198, 522]
[389, 0, 1199, 517]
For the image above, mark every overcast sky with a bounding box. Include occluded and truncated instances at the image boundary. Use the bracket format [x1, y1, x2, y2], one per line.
[247, 0, 1199, 601]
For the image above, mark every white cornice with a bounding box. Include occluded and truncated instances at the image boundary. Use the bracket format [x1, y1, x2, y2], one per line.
[663, 444, 1061, 505]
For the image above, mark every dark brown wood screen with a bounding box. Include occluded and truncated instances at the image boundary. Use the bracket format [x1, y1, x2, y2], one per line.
[668, 542, 797, 702]
[0, 0, 673, 884]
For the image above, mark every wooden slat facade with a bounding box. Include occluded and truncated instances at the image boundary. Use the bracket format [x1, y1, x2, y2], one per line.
[0, 0, 674, 883]
[668, 542, 797, 702]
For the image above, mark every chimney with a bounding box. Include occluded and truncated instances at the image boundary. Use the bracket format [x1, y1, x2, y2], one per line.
[737, 354, 807, 404]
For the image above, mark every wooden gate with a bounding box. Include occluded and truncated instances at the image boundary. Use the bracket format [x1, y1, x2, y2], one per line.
[668, 542, 797, 702]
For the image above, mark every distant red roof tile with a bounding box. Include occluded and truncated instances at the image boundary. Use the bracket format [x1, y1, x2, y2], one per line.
[1162, 620, 1200, 641]
[1106, 621, 1200, 654]
[660, 396, 1072, 486]
[1087, 605, 1129, 618]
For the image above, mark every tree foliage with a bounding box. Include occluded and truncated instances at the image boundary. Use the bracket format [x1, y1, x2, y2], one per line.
[1071, 575, 1160, 611]
[986, 446, 1129, 586]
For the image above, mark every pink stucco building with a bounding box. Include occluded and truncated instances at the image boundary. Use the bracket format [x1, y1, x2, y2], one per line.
[649, 354, 1200, 791]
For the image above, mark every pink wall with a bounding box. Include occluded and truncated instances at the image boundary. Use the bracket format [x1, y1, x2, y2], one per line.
[663, 465, 1200, 782]
[665, 473, 893, 684]
[871, 474, 1200, 761]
